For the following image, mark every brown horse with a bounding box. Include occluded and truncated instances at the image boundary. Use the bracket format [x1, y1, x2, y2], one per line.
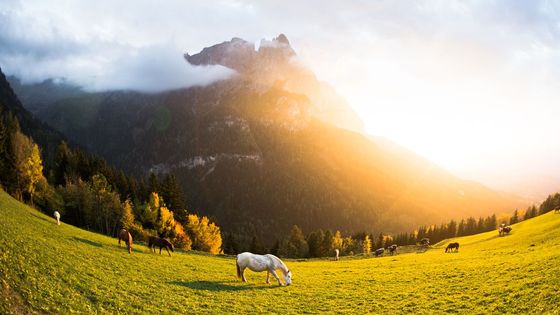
[445, 242, 459, 253]
[147, 236, 174, 256]
[118, 229, 133, 254]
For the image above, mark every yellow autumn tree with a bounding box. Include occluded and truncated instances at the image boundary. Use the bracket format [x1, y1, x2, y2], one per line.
[186, 214, 222, 254]
[12, 131, 45, 204]
[332, 230, 343, 251]
[156, 205, 192, 250]
[120, 199, 135, 230]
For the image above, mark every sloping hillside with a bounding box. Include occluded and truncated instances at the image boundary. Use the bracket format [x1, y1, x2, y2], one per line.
[1, 190, 558, 314]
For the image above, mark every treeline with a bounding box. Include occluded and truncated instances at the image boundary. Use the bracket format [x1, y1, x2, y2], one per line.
[230, 192, 560, 259]
[0, 111, 222, 253]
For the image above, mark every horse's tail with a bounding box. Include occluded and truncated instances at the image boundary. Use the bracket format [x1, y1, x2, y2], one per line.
[236, 258, 241, 278]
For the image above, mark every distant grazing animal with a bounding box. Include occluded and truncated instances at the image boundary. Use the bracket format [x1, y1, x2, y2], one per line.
[148, 236, 174, 256]
[374, 248, 385, 257]
[53, 211, 60, 225]
[387, 244, 398, 255]
[118, 229, 133, 254]
[499, 225, 512, 236]
[554, 206, 560, 213]
[236, 252, 292, 286]
[334, 249, 340, 261]
[420, 238, 430, 246]
[445, 242, 459, 253]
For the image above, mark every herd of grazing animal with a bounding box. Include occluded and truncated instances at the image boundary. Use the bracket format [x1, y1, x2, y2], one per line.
[49, 208, 539, 287]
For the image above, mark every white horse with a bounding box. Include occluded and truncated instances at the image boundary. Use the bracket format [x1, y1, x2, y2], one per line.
[236, 252, 292, 286]
[53, 211, 60, 225]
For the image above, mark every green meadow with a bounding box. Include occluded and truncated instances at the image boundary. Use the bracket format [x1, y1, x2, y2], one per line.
[1, 189, 559, 314]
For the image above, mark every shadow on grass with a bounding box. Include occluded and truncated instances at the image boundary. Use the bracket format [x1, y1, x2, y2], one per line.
[169, 280, 275, 292]
[29, 212, 53, 224]
[71, 236, 103, 247]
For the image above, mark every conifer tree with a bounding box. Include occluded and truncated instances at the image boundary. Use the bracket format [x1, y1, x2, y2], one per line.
[509, 209, 519, 225]
[160, 173, 186, 221]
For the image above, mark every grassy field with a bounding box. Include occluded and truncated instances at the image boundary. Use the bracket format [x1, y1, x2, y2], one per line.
[1, 189, 559, 314]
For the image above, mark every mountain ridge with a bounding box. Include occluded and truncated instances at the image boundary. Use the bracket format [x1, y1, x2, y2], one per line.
[5, 36, 524, 240]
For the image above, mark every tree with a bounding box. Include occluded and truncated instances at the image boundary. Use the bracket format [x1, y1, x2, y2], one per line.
[447, 220, 457, 238]
[120, 199, 135, 230]
[375, 233, 384, 249]
[307, 229, 325, 258]
[90, 174, 122, 236]
[485, 214, 497, 232]
[12, 131, 45, 204]
[148, 173, 159, 194]
[465, 217, 477, 235]
[363, 235, 371, 256]
[0, 113, 19, 195]
[135, 192, 160, 229]
[509, 209, 519, 225]
[223, 232, 240, 255]
[157, 205, 191, 249]
[457, 220, 466, 236]
[332, 230, 343, 251]
[524, 205, 538, 220]
[249, 233, 266, 254]
[322, 230, 334, 257]
[160, 173, 186, 221]
[186, 214, 222, 254]
[278, 225, 308, 258]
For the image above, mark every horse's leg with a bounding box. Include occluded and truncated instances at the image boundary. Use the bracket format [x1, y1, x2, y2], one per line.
[159, 247, 162, 255]
[266, 271, 271, 284]
[270, 269, 282, 286]
[241, 268, 247, 283]
[166, 247, 171, 256]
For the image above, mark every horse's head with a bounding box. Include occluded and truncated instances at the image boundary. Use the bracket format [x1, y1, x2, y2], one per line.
[284, 270, 292, 286]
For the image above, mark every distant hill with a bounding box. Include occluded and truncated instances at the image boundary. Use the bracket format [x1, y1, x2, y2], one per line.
[0, 68, 65, 165]
[1, 188, 558, 313]
[7, 35, 523, 239]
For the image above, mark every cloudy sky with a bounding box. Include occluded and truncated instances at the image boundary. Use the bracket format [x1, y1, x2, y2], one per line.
[1, 0, 559, 195]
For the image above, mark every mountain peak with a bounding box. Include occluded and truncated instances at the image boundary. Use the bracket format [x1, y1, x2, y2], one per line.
[275, 33, 290, 45]
[185, 34, 296, 73]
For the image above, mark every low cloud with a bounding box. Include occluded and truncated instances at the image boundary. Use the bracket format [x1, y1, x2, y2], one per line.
[0, 0, 236, 92]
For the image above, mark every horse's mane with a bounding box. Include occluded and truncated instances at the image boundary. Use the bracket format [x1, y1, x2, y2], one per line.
[266, 254, 289, 273]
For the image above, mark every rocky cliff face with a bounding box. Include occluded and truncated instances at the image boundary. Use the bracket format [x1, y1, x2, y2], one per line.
[186, 34, 364, 133]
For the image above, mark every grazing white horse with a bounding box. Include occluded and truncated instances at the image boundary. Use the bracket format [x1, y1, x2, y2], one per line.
[53, 211, 60, 225]
[236, 252, 292, 286]
[334, 249, 340, 261]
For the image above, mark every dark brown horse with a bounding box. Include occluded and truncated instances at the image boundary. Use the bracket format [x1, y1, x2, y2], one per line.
[445, 242, 459, 253]
[499, 225, 512, 236]
[118, 229, 133, 254]
[148, 236, 174, 256]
